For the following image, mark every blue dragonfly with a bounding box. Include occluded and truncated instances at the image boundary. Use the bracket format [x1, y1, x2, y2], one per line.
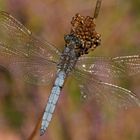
[0, 0, 140, 136]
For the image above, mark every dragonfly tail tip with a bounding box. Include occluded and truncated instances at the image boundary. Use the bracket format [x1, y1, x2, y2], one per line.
[40, 129, 45, 136]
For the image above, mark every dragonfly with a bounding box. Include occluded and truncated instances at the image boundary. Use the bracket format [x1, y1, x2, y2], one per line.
[0, 0, 140, 136]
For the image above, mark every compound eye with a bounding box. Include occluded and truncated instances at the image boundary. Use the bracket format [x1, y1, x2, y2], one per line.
[75, 39, 82, 47]
[64, 34, 71, 43]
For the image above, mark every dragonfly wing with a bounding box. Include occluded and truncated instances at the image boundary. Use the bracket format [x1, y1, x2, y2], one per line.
[10, 57, 56, 85]
[112, 55, 140, 76]
[73, 69, 140, 109]
[0, 11, 60, 85]
[0, 11, 60, 63]
[75, 55, 140, 82]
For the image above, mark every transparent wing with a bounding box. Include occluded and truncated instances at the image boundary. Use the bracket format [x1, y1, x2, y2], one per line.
[10, 57, 57, 85]
[75, 55, 140, 83]
[0, 11, 61, 85]
[73, 69, 140, 109]
[112, 55, 140, 75]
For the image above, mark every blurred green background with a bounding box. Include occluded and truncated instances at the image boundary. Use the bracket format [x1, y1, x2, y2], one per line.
[0, 0, 140, 140]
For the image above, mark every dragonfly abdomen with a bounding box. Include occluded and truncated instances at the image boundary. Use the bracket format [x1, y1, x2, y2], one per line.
[40, 70, 66, 135]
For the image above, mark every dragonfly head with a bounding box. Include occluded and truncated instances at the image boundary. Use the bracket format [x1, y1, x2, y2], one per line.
[69, 13, 101, 56]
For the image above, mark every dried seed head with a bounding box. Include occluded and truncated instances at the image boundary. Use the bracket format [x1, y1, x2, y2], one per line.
[70, 13, 101, 55]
